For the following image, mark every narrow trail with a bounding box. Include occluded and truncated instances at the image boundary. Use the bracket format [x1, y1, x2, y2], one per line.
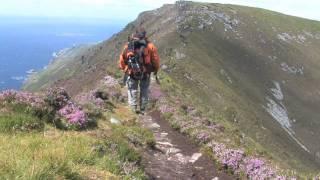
[139, 111, 233, 180]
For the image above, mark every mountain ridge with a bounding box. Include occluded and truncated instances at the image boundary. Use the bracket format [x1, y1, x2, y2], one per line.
[24, 1, 320, 175]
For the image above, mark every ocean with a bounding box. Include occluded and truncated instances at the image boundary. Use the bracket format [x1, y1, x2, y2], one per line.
[0, 17, 124, 90]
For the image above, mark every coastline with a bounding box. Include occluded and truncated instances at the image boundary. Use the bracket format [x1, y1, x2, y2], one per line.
[0, 17, 123, 91]
[22, 43, 97, 91]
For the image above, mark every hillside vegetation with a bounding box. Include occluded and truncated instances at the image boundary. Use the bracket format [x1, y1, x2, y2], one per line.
[23, 1, 320, 177]
[1, 83, 154, 179]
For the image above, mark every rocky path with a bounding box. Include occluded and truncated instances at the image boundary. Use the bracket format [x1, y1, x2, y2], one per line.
[139, 111, 233, 180]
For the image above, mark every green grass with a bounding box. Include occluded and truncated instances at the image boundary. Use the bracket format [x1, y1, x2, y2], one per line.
[0, 123, 148, 180]
[0, 98, 151, 179]
[0, 104, 45, 133]
[157, 73, 318, 178]
[152, 11, 320, 172]
[0, 132, 94, 179]
[0, 113, 43, 133]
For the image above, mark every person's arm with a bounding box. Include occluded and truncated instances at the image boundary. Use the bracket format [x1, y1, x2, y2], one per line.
[118, 45, 128, 71]
[150, 44, 160, 74]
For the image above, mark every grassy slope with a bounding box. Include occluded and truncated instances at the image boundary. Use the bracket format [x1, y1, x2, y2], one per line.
[0, 101, 153, 179]
[23, 1, 320, 174]
[156, 2, 320, 173]
[23, 45, 93, 92]
[0, 132, 115, 179]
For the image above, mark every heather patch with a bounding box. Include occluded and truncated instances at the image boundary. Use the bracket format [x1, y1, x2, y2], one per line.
[0, 86, 150, 179]
[157, 97, 298, 178]
[75, 76, 125, 108]
[0, 88, 96, 131]
[157, 98, 176, 114]
[171, 110, 297, 178]
[102, 75, 125, 101]
[75, 89, 114, 113]
[194, 130, 211, 144]
[240, 157, 276, 179]
[209, 141, 245, 171]
[0, 89, 45, 108]
[0, 90, 46, 132]
[44, 87, 70, 110]
[57, 102, 88, 129]
[73, 76, 125, 125]
[207, 140, 288, 179]
[149, 84, 164, 100]
[153, 78, 301, 179]
[45, 87, 90, 130]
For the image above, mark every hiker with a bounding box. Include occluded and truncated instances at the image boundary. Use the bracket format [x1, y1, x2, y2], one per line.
[118, 27, 160, 114]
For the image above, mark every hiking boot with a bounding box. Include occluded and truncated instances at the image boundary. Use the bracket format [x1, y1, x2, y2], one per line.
[139, 107, 146, 115]
[130, 105, 138, 114]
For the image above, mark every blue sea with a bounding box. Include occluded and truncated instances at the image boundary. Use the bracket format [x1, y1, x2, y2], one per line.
[0, 17, 124, 90]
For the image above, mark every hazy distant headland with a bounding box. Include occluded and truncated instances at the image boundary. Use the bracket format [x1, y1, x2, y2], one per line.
[0, 16, 125, 90]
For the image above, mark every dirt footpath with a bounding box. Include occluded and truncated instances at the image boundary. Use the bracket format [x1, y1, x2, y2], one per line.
[139, 111, 233, 180]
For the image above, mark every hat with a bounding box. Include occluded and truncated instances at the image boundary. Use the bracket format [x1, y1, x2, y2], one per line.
[134, 27, 146, 39]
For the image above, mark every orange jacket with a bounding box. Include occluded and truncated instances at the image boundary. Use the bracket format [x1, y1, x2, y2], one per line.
[119, 42, 160, 74]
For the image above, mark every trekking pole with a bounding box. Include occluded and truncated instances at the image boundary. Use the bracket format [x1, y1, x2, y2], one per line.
[122, 73, 129, 87]
[156, 75, 160, 85]
[154, 73, 160, 85]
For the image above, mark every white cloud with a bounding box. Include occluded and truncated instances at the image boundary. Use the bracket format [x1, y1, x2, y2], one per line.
[69, 0, 174, 8]
[78, 0, 113, 6]
[77, 0, 129, 6]
[137, 0, 175, 7]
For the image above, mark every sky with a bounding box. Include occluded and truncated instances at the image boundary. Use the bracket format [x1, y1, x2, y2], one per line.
[0, 0, 319, 22]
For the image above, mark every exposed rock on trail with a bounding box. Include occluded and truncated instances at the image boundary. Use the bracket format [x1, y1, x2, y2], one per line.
[139, 111, 232, 180]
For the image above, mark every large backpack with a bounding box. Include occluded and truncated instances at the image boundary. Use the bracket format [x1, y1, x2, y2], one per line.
[125, 39, 148, 80]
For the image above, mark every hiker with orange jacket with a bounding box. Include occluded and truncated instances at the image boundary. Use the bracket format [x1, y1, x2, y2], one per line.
[119, 27, 160, 114]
